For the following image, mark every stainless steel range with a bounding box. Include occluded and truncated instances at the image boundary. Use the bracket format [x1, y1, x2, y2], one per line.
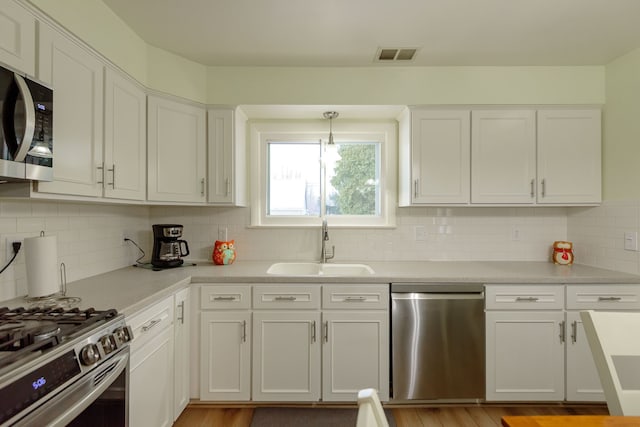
[0, 306, 133, 426]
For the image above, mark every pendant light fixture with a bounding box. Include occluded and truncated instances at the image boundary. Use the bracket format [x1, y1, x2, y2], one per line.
[323, 111, 339, 145]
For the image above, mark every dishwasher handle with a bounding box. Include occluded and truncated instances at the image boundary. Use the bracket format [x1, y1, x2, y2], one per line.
[392, 292, 484, 300]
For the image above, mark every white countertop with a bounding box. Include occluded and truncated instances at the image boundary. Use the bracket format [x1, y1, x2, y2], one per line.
[5, 260, 640, 317]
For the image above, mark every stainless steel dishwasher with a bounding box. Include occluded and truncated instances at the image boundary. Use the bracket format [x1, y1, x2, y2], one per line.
[391, 283, 485, 401]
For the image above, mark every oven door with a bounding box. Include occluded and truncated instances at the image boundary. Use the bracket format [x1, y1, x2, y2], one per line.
[14, 347, 129, 427]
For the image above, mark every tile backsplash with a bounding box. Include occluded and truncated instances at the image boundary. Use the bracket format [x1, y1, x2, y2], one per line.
[2, 198, 636, 302]
[0, 200, 149, 301]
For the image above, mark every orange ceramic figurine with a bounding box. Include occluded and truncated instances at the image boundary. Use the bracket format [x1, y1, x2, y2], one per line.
[213, 240, 236, 265]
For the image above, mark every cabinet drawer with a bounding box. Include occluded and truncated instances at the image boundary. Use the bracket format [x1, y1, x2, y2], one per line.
[201, 285, 251, 309]
[253, 285, 320, 309]
[485, 285, 564, 310]
[128, 296, 174, 352]
[566, 284, 640, 310]
[322, 285, 389, 310]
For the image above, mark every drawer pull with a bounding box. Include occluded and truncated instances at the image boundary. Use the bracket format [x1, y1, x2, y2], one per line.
[141, 318, 161, 333]
[242, 320, 247, 343]
[516, 297, 539, 302]
[213, 296, 237, 301]
[598, 296, 622, 301]
[311, 321, 316, 343]
[275, 296, 297, 301]
[177, 301, 185, 324]
[559, 320, 566, 343]
[324, 321, 329, 343]
[344, 296, 367, 302]
[571, 320, 578, 344]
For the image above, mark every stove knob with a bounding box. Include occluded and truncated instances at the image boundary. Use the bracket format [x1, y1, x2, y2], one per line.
[80, 344, 101, 366]
[113, 326, 132, 344]
[100, 335, 116, 354]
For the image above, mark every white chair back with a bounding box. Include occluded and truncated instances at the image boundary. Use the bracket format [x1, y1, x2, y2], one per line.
[356, 388, 389, 427]
[580, 310, 640, 415]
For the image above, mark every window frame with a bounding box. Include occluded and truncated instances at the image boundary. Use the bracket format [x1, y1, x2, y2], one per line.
[249, 120, 397, 228]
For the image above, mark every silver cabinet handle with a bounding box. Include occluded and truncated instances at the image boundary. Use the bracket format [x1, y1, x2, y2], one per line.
[516, 296, 539, 302]
[96, 164, 104, 185]
[107, 164, 115, 188]
[225, 178, 231, 196]
[213, 296, 236, 301]
[344, 296, 367, 302]
[324, 321, 328, 343]
[530, 179, 535, 198]
[177, 301, 185, 324]
[200, 178, 205, 196]
[559, 320, 566, 343]
[242, 320, 247, 342]
[311, 321, 316, 343]
[12, 73, 36, 162]
[414, 179, 419, 198]
[141, 318, 161, 333]
[571, 320, 577, 344]
[598, 296, 622, 301]
[541, 179, 546, 197]
[275, 296, 297, 301]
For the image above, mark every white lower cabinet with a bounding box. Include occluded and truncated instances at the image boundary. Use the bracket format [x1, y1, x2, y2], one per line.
[252, 311, 321, 401]
[200, 311, 251, 400]
[197, 283, 389, 403]
[173, 287, 191, 419]
[485, 310, 565, 401]
[486, 283, 640, 403]
[129, 297, 174, 427]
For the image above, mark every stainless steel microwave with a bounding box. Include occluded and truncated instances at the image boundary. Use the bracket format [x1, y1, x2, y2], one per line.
[0, 63, 53, 182]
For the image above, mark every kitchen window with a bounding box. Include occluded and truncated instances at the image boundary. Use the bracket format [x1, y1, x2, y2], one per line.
[250, 121, 397, 227]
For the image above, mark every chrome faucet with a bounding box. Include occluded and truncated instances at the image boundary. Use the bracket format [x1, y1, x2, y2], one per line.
[321, 218, 335, 263]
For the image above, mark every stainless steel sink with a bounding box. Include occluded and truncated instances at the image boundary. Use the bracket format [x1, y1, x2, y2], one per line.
[266, 262, 375, 276]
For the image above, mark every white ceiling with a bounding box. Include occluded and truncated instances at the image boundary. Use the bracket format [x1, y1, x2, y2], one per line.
[101, 0, 640, 67]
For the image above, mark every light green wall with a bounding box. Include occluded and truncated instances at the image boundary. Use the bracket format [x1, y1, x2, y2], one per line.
[603, 48, 640, 201]
[28, 1, 606, 106]
[206, 66, 605, 105]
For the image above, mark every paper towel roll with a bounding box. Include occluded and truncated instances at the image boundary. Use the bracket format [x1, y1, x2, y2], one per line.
[24, 235, 60, 298]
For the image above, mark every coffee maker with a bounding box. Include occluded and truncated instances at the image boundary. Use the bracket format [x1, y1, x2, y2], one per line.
[151, 224, 190, 268]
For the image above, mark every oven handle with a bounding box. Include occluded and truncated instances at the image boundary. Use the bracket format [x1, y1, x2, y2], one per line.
[15, 348, 129, 427]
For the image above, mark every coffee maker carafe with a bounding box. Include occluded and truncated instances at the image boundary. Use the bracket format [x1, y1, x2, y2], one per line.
[151, 224, 190, 268]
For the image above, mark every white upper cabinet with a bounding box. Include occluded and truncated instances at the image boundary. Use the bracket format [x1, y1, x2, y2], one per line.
[147, 95, 206, 203]
[399, 108, 471, 205]
[0, 0, 35, 76]
[35, 23, 104, 197]
[537, 109, 601, 204]
[103, 67, 146, 200]
[207, 108, 247, 205]
[471, 110, 537, 204]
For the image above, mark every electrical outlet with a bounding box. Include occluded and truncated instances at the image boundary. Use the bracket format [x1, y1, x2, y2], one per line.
[624, 231, 638, 251]
[511, 226, 521, 241]
[414, 226, 427, 241]
[218, 226, 228, 241]
[6, 237, 24, 261]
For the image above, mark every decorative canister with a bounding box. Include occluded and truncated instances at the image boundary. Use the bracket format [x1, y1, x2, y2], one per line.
[552, 241, 574, 265]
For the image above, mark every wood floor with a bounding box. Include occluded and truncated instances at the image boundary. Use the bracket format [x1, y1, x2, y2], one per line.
[174, 404, 609, 427]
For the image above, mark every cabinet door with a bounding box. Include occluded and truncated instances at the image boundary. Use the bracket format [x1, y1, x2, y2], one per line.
[200, 311, 251, 401]
[36, 23, 104, 197]
[130, 326, 174, 427]
[207, 108, 247, 205]
[0, 0, 35, 76]
[147, 95, 206, 202]
[252, 311, 321, 401]
[537, 109, 601, 204]
[486, 310, 565, 401]
[322, 312, 389, 402]
[103, 67, 146, 200]
[410, 109, 470, 204]
[471, 110, 536, 204]
[173, 288, 190, 417]
[565, 311, 605, 402]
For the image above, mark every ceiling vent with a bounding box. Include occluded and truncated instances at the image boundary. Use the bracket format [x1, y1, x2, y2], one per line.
[375, 47, 418, 62]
